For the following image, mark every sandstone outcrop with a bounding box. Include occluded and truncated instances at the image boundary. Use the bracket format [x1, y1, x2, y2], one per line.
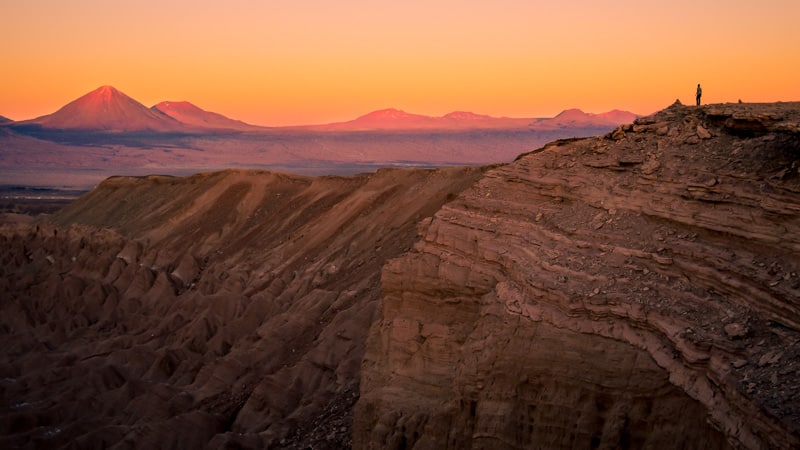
[0, 166, 488, 448]
[355, 103, 800, 449]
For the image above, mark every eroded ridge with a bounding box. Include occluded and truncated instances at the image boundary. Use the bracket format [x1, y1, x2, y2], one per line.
[0, 167, 487, 449]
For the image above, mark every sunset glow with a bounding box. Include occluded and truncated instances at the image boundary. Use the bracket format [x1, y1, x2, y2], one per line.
[3, 0, 799, 126]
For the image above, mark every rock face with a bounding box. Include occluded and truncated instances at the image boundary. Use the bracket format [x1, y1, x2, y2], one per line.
[355, 103, 800, 449]
[0, 166, 487, 448]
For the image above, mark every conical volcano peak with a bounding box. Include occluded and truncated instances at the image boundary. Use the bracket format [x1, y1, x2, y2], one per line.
[77, 85, 133, 108]
[27, 85, 183, 132]
[95, 85, 120, 95]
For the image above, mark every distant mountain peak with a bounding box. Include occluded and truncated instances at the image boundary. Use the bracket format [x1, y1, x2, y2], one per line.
[442, 111, 492, 120]
[152, 100, 258, 131]
[314, 107, 639, 131]
[154, 101, 200, 111]
[26, 85, 184, 132]
[554, 108, 588, 118]
[372, 108, 403, 114]
[543, 108, 639, 129]
[82, 85, 126, 103]
[95, 85, 119, 94]
[19, 86, 261, 133]
[357, 108, 422, 120]
[85, 85, 126, 104]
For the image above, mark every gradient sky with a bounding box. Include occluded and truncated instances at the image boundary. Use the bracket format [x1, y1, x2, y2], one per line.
[3, 0, 799, 126]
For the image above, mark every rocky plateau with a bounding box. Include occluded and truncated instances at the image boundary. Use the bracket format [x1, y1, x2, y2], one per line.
[355, 102, 800, 449]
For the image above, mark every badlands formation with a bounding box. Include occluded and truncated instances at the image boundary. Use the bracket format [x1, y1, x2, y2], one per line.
[0, 166, 489, 449]
[0, 102, 799, 449]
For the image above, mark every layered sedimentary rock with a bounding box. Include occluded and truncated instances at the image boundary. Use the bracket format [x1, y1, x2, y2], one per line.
[356, 102, 800, 449]
[0, 166, 487, 448]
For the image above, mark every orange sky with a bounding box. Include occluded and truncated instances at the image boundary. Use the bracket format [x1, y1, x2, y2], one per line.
[3, 0, 799, 126]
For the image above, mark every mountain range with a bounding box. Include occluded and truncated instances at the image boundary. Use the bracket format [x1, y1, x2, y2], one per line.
[311, 107, 638, 131]
[3, 85, 637, 133]
[306, 108, 532, 131]
[0, 85, 641, 189]
[11, 86, 248, 133]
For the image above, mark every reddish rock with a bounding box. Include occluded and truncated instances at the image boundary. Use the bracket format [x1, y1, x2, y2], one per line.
[355, 102, 800, 449]
[724, 322, 749, 339]
[0, 167, 487, 449]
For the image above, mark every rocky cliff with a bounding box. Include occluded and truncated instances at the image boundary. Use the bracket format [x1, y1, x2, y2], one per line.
[0, 166, 487, 448]
[355, 102, 800, 449]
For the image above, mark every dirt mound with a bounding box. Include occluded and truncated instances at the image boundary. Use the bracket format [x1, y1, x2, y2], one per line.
[355, 102, 800, 449]
[0, 166, 488, 448]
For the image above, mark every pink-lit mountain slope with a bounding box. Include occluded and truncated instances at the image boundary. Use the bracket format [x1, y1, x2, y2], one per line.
[152, 101, 262, 131]
[23, 86, 185, 132]
[334, 108, 444, 130]
[539, 108, 639, 129]
[7, 85, 639, 134]
[309, 108, 531, 131]
[307, 108, 638, 131]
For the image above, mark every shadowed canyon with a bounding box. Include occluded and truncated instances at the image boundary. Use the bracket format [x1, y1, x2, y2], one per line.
[1, 102, 800, 449]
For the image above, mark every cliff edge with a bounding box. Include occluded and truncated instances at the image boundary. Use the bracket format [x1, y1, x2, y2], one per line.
[355, 102, 800, 449]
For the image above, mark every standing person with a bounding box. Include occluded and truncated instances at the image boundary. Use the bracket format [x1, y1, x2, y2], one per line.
[696, 84, 702, 106]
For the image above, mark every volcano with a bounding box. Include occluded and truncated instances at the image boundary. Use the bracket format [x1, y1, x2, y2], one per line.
[152, 101, 261, 131]
[543, 108, 639, 128]
[342, 108, 434, 130]
[309, 108, 638, 131]
[25, 86, 184, 132]
[311, 108, 530, 130]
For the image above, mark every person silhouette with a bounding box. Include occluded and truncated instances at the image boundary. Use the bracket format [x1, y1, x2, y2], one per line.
[696, 84, 702, 106]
